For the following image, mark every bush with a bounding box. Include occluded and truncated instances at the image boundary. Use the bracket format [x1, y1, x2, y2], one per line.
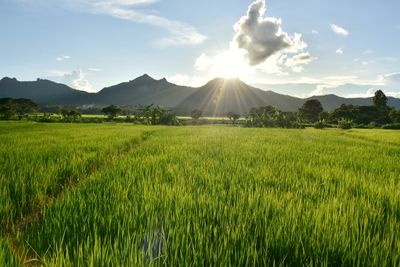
[338, 119, 353, 130]
[381, 123, 400, 130]
[314, 121, 327, 129]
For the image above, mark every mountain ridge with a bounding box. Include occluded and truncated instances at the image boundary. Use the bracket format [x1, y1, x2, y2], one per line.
[1, 75, 399, 115]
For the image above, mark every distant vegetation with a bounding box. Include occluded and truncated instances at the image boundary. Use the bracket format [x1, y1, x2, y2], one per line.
[1, 90, 399, 129]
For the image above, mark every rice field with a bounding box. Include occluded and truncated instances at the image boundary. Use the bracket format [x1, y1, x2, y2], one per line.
[0, 122, 399, 266]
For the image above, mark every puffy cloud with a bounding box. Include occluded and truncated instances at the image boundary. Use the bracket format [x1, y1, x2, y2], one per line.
[46, 70, 94, 92]
[330, 24, 349, 36]
[194, 53, 213, 71]
[233, 0, 307, 66]
[336, 48, 343, 55]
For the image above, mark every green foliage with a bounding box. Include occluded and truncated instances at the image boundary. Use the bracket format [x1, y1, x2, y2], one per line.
[389, 109, 400, 123]
[102, 105, 122, 119]
[246, 106, 302, 128]
[191, 110, 202, 120]
[373, 90, 388, 108]
[314, 120, 327, 129]
[226, 111, 240, 124]
[299, 99, 324, 123]
[338, 119, 353, 129]
[136, 104, 180, 125]
[0, 98, 38, 120]
[61, 108, 82, 122]
[381, 123, 400, 129]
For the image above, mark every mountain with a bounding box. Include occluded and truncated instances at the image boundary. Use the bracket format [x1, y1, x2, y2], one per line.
[93, 74, 196, 107]
[1, 75, 399, 115]
[0, 77, 92, 105]
[176, 78, 304, 116]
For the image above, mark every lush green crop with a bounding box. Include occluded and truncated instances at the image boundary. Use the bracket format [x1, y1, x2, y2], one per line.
[1, 122, 399, 266]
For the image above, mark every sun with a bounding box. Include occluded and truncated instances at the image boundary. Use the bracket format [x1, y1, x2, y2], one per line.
[212, 49, 249, 79]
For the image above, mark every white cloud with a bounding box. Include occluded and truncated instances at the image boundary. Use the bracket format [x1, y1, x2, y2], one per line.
[233, 0, 307, 66]
[194, 53, 213, 71]
[364, 49, 373, 54]
[330, 24, 349, 36]
[347, 88, 400, 98]
[23, 0, 206, 46]
[88, 68, 102, 72]
[335, 48, 344, 55]
[193, 0, 313, 78]
[284, 52, 315, 72]
[46, 70, 94, 92]
[166, 74, 207, 87]
[311, 29, 319, 35]
[56, 55, 71, 61]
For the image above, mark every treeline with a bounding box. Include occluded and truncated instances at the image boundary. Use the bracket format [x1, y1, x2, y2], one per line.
[1, 90, 400, 129]
[0, 100, 181, 125]
[242, 90, 400, 129]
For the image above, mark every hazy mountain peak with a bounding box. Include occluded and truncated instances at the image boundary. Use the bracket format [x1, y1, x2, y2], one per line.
[132, 74, 155, 83]
[206, 77, 242, 86]
[1, 77, 18, 83]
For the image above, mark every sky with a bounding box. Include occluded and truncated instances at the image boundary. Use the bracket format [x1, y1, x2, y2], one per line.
[0, 0, 399, 98]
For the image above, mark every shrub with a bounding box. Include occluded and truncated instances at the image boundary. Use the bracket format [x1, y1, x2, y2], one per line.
[314, 121, 327, 129]
[381, 123, 400, 130]
[338, 119, 353, 130]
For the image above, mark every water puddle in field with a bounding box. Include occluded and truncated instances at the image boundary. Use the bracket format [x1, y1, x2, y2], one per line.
[142, 228, 167, 263]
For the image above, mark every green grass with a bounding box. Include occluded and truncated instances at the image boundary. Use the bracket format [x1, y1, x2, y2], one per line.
[0, 122, 399, 266]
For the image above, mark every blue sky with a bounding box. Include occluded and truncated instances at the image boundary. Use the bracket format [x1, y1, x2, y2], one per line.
[0, 0, 399, 98]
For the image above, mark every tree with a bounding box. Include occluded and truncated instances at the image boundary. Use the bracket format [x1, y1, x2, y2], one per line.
[389, 109, 400, 123]
[191, 110, 202, 120]
[373, 90, 388, 109]
[136, 104, 180, 125]
[0, 98, 17, 119]
[102, 105, 122, 119]
[319, 111, 330, 122]
[299, 99, 324, 123]
[372, 90, 391, 125]
[61, 108, 81, 122]
[226, 112, 240, 124]
[14, 98, 39, 120]
[0, 98, 38, 120]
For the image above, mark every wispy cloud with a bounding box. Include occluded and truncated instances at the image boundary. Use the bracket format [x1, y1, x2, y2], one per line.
[56, 55, 71, 61]
[88, 68, 102, 72]
[23, 0, 206, 46]
[311, 29, 319, 35]
[330, 24, 349, 36]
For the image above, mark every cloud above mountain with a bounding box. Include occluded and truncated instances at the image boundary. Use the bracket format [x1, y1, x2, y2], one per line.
[233, 0, 307, 66]
[46, 70, 94, 92]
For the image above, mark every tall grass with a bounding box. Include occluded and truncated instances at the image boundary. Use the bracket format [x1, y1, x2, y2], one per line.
[1, 123, 399, 266]
[0, 122, 153, 264]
